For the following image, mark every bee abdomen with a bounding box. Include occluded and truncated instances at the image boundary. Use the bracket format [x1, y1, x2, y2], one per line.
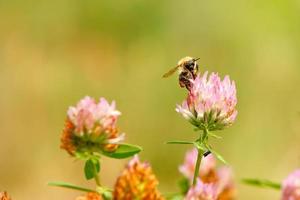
[179, 72, 193, 90]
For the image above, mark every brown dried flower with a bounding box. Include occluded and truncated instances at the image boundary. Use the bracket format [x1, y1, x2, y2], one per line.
[75, 192, 102, 200]
[60, 118, 76, 155]
[113, 156, 164, 200]
[0, 192, 11, 200]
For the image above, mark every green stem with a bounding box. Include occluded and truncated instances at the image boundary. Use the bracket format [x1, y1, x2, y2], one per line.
[192, 128, 208, 186]
[202, 128, 209, 142]
[48, 181, 97, 193]
[93, 164, 101, 187]
[94, 175, 101, 187]
[192, 147, 204, 186]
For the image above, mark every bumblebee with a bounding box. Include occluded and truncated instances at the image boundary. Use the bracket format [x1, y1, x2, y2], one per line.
[163, 56, 199, 90]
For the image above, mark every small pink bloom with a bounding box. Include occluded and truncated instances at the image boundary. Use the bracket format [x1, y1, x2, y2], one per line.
[67, 96, 121, 135]
[185, 179, 218, 200]
[217, 167, 234, 190]
[282, 169, 300, 200]
[217, 167, 236, 199]
[176, 72, 237, 131]
[180, 149, 236, 200]
[179, 148, 216, 181]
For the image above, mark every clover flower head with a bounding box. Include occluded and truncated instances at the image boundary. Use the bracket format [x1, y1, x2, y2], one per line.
[185, 179, 218, 200]
[282, 169, 300, 200]
[67, 96, 121, 134]
[113, 156, 164, 200]
[176, 72, 237, 131]
[179, 148, 217, 182]
[180, 149, 236, 200]
[60, 96, 124, 155]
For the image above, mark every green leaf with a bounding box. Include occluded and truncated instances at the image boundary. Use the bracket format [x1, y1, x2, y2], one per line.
[242, 178, 281, 190]
[166, 140, 194, 145]
[178, 178, 190, 195]
[207, 132, 222, 139]
[205, 145, 227, 164]
[101, 143, 142, 159]
[92, 158, 101, 173]
[48, 181, 96, 193]
[84, 159, 99, 180]
[211, 150, 227, 164]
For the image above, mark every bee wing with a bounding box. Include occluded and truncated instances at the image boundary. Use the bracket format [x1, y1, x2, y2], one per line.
[162, 65, 180, 78]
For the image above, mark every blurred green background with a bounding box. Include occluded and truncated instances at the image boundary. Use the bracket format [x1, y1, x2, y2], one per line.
[0, 0, 300, 199]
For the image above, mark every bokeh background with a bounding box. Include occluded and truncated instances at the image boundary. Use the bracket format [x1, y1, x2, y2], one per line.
[1, 0, 300, 199]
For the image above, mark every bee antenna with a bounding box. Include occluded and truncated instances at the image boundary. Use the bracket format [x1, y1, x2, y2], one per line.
[194, 58, 200, 61]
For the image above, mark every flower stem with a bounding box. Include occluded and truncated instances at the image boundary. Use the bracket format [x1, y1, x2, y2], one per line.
[48, 181, 97, 193]
[94, 175, 101, 187]
[192, 147, 204, 186]
[93, 164, 101, 187]
[202, 128, 209, 143]
[192, 128, 208, 186]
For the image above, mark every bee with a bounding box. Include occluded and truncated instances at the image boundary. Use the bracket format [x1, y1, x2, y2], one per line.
[163, 56, 200, 90]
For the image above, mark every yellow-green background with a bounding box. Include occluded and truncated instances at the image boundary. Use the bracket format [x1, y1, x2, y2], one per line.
[0, 0, 300, 199]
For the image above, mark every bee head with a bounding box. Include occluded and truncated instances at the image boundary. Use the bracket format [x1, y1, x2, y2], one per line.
[178, 56, 199, 72]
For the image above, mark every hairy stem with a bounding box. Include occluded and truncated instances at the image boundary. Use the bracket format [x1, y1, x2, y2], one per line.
[192, 128, 209, 186]
[192, 147, 204, 186]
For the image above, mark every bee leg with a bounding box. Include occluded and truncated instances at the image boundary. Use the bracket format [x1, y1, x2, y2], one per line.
[179, 79, 186, 88]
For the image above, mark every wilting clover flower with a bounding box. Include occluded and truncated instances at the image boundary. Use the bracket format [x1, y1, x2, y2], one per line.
[181, 148, 236, 200]
[176, 72, 237, 131]
[185, 179, 218, 200]
[75, 193, 102, 200]
[281, 169, 300, 200]
[61, 96, 125, 156]
[0, 192, 11, 200]
[113, 156, 164, 200]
